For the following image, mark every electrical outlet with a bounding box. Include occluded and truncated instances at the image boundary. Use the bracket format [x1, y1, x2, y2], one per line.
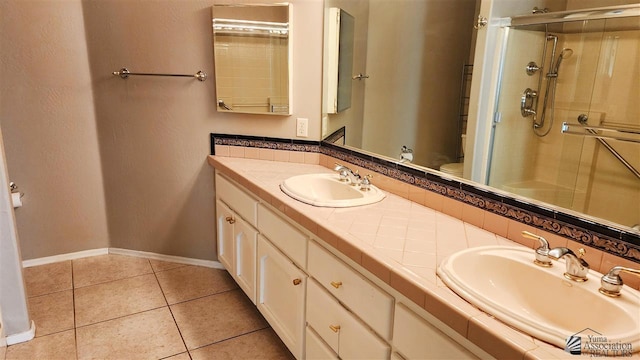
[296, 118, 308, 137]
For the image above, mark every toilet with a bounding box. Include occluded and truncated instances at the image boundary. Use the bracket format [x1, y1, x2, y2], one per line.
[439, 162, 464, 177]
[439, 134, 466, 177]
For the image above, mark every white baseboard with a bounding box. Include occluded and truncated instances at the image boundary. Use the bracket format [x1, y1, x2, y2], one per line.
[22, 248, 109, 268]
[22, 248, 223, 269]
[108, 248, 224, 269]
[5, 321, 35, 346]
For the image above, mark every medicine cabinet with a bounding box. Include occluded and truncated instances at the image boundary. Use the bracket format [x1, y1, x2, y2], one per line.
[211, 3, 292, 115]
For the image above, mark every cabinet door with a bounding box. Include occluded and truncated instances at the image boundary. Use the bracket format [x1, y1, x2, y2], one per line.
[257, 235, 306, 359]
[216, 200, 234, 272]
[234, 216, 258, 304]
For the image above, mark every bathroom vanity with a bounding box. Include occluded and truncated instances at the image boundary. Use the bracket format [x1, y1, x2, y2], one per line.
[209, 154, 592, 360]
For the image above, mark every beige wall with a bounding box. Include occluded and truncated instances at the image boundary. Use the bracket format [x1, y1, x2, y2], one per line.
[0, 0, 110, 259]
[0, 0, 323, 261]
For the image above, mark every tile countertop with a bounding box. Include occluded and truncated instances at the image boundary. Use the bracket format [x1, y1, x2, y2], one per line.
[208, 155, 637, 360]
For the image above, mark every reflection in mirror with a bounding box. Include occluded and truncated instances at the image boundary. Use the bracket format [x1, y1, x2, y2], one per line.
[211, 4, 291, 115]
[321, 1, 640, 238]
[488, 13, 640, 229]
[321, 0, 476, 171]
[325, 8, 355, 114]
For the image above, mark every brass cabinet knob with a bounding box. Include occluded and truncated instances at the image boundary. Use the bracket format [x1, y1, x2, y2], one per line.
[330, 281, 342, 289]
[292, 278, 302, 286]
[329, 324, 341, 333]
[225, 216, 235, 224]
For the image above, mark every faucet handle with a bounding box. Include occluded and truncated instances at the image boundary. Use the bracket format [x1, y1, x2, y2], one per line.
[599, 266, 640, 297]
[522, 231, 552, 267]
[360, 174, 373, 191]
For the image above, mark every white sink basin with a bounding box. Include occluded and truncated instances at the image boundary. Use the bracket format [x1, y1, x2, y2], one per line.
[438, 246, 640, 353]
[280, 173, 385, 207]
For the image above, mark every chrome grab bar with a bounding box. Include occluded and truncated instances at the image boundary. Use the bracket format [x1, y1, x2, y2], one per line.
[113, 68, 207, 81]
[561, 116, 640, 180]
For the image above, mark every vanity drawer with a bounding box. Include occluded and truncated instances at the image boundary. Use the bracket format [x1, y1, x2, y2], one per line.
[307, 279, 390, 359]
[308, 240, 393, 340]
[393, 303, 476, 359]
[305, 326, 338, 360]
[257, 204, 307, 268]
[215, 173, 258, 227]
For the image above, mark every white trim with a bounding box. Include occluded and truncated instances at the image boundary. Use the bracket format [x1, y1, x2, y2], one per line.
[5, 321, 35, 346]
[22, 248, 223, 270]
[22, 248, 109, 268]
[108, 248, 224, 269]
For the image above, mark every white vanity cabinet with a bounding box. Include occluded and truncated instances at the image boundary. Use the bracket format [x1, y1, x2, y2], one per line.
[307, 279, 390, 359]
[214, 169, 485, 360]
[215, 200, 235, 272]
[257, 204, 307, 268]
[257, 235, 307, 359]
[215, 175, 259, 304]
[308, 241, 393, 340]
[393, 303, 477, 359]
[305, 326, 339, 360]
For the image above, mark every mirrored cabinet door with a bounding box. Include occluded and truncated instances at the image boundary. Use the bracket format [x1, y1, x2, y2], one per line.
[211, 3, 292, 115]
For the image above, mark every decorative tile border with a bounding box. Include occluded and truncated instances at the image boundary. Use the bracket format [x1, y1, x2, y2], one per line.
[210, 133, 640, 263]
[210, 133, 320, 154]
[323, 126, 346, 145]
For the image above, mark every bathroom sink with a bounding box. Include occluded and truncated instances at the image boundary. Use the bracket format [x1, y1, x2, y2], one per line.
[280, 173, 385, 207]
[437, 246, 640, 353]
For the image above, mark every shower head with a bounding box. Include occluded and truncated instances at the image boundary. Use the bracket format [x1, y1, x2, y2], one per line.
[559, 48, 574, 59]
[553, 48, 574, 73]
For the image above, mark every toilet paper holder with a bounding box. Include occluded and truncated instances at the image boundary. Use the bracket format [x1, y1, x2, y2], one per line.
[9, 182, 24, 198]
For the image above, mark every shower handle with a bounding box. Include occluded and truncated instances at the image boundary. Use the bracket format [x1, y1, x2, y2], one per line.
[520, 88, 538, 117]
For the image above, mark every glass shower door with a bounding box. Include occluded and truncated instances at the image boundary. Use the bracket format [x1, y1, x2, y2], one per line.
[486, 14, 640, 227]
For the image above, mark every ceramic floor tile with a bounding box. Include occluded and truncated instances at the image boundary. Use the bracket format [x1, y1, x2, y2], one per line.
[149, 259, 187, 273]
[164, 352, 191, 360]
[23, 261, 72, 297]
[5, 329, 76, 360]
[73, 254, 152, 288]
[171, 290, 268, 350]
[189, 328, 294, 360]
[76, 307, 185, 360]
[155, 265, 237, 304]
[28, 290, 74, 337]
[74, 273, 166, 327]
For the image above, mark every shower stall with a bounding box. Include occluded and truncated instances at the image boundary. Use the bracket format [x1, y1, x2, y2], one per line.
[486, 4, 640, 228]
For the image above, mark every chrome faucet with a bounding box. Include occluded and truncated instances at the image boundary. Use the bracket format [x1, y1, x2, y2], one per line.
[360, 174, 373, 191]
[521, 231, 552, 267]
[599, 266, 640, 297]
[333, 163, 361, 185]
[548, 247, 589, 282]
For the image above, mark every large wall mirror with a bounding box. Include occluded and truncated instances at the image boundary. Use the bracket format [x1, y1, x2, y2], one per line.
[321, 0, 640, 242]
[211, 3, 292, 115]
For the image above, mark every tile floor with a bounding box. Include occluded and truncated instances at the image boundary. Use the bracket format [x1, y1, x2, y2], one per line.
[4, 254, 294, 360]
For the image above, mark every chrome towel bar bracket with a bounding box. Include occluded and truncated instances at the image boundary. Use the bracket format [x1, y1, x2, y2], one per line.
[112, 68, 207, 81]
